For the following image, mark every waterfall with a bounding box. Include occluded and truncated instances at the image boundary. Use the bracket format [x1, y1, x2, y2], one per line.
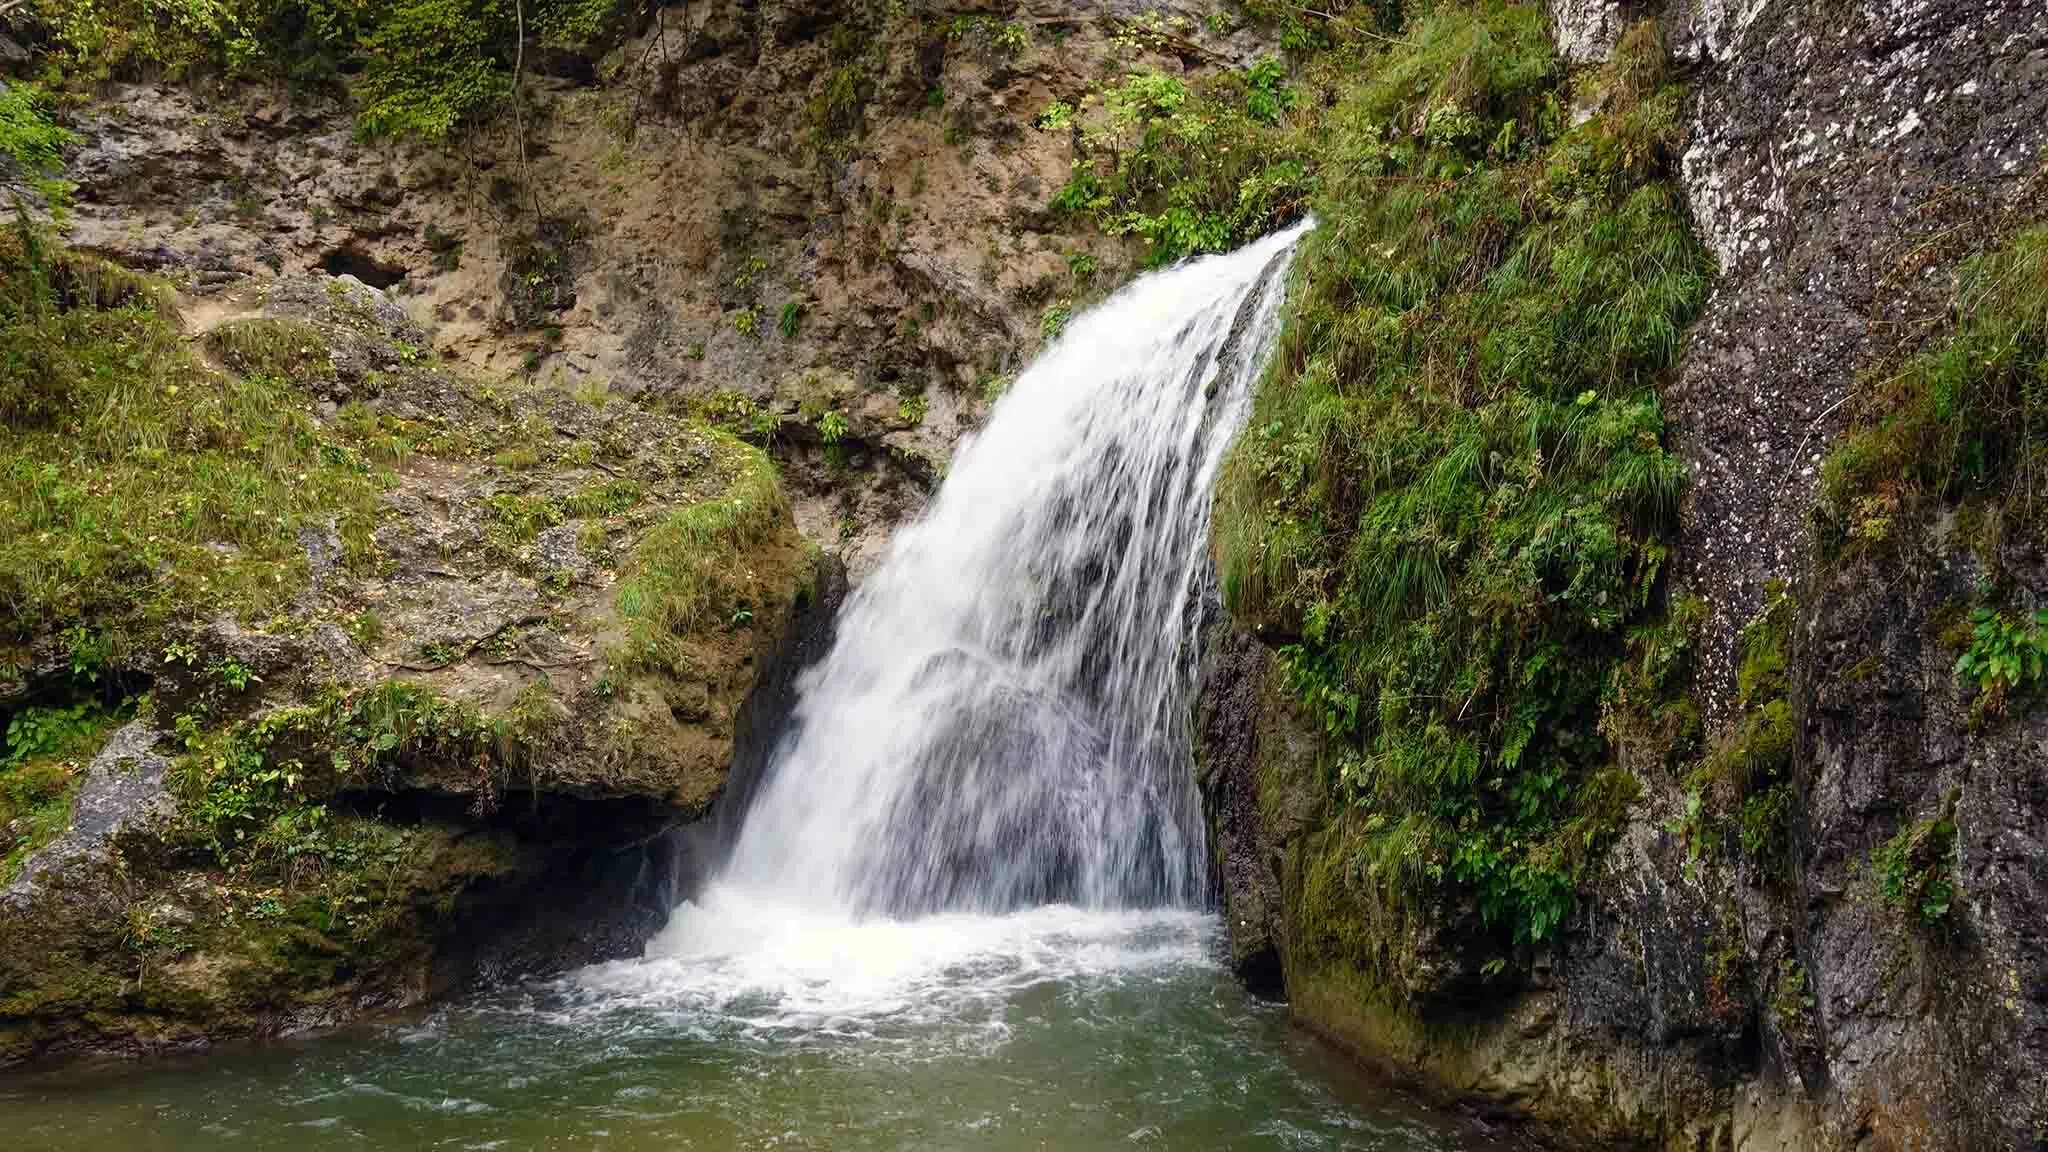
[583, 225, 1309, 1021]
[726, 222, 1307, 915]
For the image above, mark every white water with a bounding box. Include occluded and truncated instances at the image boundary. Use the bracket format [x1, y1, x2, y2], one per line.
[579, 223, 1310, 1030]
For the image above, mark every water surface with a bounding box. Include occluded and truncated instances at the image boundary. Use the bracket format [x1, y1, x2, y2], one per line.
[5, 901, 1480, 1152]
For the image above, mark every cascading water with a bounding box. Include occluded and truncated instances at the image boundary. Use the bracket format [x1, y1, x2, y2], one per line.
[577, 221, 1311, 1030]
[728, 219, 1310, 916]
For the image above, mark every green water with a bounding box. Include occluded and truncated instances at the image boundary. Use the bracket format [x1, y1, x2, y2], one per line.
[1, 906, 1481, 1151]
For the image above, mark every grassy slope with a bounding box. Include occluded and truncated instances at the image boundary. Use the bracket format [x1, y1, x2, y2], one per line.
[1214, 3, 1709, 982]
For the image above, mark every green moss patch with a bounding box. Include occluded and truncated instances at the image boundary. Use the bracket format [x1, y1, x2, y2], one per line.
[0, 699, 125, 883]
[1873, 797, 1960, 931]
[1216, 5, 1710, 970]
[1676, 585, 1796, 878]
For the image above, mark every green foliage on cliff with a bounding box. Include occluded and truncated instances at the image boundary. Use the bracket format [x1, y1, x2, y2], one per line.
[0, 82, 74, 210]
[0, 699, 123, 882]
[615, 442, 789, 677]
[1685, 584, 1795, 878]
[0, 231, 383, 678]
[1873, 798, 1959, 929]
[1216, 6, 1710, 960]
[1818, 224, 2048, 556]
[173, 678, 556, 859]
[1955, 606, 2048, 714]
[29, 0, 633, 139]
[1050, 61, 1313, 265]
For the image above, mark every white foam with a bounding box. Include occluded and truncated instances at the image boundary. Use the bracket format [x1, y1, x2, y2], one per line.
[569, 883, 1217, 1040]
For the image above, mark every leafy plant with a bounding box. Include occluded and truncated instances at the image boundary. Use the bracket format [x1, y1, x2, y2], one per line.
[1037, 101, 1074, 132]
[1244, 56, 1294, 124]
[1953, 606, 2048, 714]
[0, 82, 76, 211]
[1874, 802, 1960, 929]
[778, 298, 806, 339]
[2, 697, 124, 882]
[816, 410, 850, 445]
[1050, 59, 1311, 265]
[897, 393, 928, 427]
[992, 21, 1031, 57]
[213, 656, 260, 692]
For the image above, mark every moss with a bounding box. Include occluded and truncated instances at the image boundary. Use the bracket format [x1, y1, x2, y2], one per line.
[1688, 585, 1797, 879]
[1769, 956, 1814, 1035]
[1215, 6, 1709, 966]
[0, 229, 384, 675]
[0, 809, 517, 1060]
[0, 681, 533, 1059]
[0, 699, 125, 883]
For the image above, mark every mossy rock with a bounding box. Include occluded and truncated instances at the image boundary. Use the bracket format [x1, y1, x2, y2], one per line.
[0, 252, 817, 1063]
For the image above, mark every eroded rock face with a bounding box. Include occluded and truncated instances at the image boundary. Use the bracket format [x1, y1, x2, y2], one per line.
[61, 0, 1272, 579]
[0, 273, 829, 1065]
[1654, 0, 2048, 713]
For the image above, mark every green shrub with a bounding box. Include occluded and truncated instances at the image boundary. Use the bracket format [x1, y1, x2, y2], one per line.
[32, 0, 633, 141]
[1216, 6, 1709, 963]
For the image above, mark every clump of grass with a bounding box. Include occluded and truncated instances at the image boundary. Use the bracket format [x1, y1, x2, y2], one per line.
[1215, 6, 1710, 967]
[202, 317, 334, 382]
[613, 439, 788, 675]
[0, 228, 384, 673]
[1816, 225, 2048, 556]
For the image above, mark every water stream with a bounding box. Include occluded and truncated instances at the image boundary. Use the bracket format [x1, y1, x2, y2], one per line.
[2, 226, 1487, 1151]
